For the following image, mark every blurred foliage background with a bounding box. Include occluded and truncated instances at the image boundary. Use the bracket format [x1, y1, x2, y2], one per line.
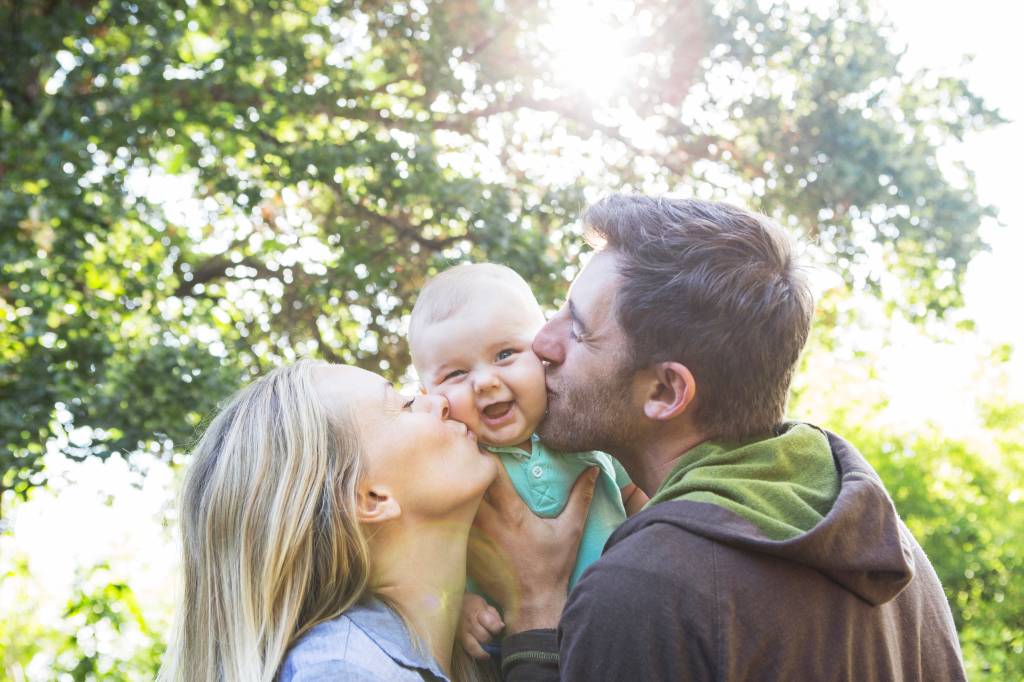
[1, 0, 1020, 679]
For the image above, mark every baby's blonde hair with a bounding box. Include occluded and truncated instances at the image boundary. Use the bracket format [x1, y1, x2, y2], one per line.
[408, 263, 544, 368]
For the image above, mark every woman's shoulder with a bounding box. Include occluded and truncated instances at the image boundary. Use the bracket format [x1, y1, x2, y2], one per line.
[278, 609, 381, 681]
[278, 600, 447, 681]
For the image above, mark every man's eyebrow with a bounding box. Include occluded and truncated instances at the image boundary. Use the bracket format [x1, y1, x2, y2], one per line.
[568, 298, 589, 334]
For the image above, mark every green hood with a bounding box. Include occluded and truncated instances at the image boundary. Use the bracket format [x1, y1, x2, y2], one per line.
[646, 423, 840, 541]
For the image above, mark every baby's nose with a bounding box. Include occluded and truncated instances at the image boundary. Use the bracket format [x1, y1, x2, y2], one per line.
[473, 370, 500, 392]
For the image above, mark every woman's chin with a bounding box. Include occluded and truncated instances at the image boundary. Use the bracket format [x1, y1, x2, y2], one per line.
[433, 462, 499, 520]
[469, 456, 501, 506]
[482, 452, 501, 483]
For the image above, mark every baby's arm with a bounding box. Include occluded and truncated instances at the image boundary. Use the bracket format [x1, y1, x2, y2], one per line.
[621, 483, 649, 516]
[458, 592, 504, 660]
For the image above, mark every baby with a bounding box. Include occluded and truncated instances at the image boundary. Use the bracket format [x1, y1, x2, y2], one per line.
[408, 262, 647, 659]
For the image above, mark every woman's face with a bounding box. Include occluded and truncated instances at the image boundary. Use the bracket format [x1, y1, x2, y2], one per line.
[314, 365, 498, 520]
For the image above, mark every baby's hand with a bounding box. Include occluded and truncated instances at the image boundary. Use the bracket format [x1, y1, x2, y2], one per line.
[458, 592, 505, 660]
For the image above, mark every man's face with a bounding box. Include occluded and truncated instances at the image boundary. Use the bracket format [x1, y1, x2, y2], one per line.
[532, 250, 642, 456]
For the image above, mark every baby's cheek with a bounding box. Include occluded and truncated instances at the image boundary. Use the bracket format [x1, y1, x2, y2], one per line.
[519, 362, 549, 411]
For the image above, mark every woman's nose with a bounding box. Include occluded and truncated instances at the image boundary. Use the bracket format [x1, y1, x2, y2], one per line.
[422, 394, 450, 420]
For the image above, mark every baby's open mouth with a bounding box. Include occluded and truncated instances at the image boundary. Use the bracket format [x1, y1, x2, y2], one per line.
[482, 401, 514, 420]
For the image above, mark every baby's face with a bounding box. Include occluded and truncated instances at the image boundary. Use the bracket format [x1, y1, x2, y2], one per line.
[414, 293, 547, 450]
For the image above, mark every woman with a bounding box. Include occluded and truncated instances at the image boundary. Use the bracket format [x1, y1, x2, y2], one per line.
[158, 359, 498, 681]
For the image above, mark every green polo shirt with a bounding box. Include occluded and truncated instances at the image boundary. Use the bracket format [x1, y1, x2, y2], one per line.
[484, 433, 631, 589]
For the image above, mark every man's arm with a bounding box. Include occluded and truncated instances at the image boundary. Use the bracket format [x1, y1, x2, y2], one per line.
[558, 523, 717, 681]
[502, 513, 718, 681]
[500, 628, 561, 681]
[469, 464, 597, 632]
[468, 465, 597, 680]
[502, 543, 698, 682]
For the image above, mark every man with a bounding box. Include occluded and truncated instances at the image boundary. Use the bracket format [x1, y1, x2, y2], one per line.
[470, 195, 965, 681]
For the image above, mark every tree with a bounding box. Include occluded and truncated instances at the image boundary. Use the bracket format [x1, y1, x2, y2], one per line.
[0, 0, 1000, 501]
[790, 368, 1024, 679]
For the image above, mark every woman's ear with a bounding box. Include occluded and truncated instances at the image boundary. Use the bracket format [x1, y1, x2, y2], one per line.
[642, 362, 697, 421]
[356, 484, 402, 525]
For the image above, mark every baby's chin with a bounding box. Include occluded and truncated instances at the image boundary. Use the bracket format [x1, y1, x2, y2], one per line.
[479, 427, 538, 451]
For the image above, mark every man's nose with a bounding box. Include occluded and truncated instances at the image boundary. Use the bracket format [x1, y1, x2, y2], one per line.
[533, 316, 564, 365]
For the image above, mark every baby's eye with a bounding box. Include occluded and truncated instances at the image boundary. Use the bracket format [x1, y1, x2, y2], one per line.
[495, 348, 516, 362]
[402, 397, 415, 410]
[442, 369, 466, 382]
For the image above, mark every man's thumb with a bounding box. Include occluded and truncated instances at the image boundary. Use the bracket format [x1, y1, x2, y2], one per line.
[565, 467, 599, 523]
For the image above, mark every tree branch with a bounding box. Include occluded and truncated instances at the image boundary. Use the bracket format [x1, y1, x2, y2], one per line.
[173, 255, 275, 297]
[309, 313, 343, 364]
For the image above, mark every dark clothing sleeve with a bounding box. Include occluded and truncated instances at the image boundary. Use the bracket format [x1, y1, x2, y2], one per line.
[558, 530, 716, 682]
[500, 629, 559, 682]
[501, 523, 717, 682]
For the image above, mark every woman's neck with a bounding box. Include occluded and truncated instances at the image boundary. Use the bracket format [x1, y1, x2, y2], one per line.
[370, 519, 471, 678]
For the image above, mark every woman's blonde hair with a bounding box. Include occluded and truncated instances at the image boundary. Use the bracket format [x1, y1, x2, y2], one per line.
[159, 359, 370, 682]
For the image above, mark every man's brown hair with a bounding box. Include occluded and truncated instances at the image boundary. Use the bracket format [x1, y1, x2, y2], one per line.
[584, 194, 813, 441]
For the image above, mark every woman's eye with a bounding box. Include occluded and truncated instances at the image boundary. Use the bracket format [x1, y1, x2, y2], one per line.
[442, 369, 465, 382]
[496, 349, 516, 361]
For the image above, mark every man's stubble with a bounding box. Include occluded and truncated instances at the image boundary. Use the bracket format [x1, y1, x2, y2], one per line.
[536, 355, 643, 460]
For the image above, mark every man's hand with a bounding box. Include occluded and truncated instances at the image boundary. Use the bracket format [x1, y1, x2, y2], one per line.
[468, 465, 599, 634]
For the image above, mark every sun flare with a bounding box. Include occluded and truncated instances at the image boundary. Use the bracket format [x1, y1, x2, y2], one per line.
[541, 0, 633, 101]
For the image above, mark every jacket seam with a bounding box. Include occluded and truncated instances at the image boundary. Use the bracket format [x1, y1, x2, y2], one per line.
[712, 541, 723, 682]
[500, 650, 559, 674]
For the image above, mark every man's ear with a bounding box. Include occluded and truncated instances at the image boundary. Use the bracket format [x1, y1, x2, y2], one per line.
[356, 484, 402, 525]
[642, 362, 697, 421]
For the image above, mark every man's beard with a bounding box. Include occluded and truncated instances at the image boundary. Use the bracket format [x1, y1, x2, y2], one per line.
[536, 358, 641, 457]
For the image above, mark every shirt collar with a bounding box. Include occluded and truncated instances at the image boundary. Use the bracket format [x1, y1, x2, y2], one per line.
[484, 432, 540, 461]
[345, 598, 451, 681]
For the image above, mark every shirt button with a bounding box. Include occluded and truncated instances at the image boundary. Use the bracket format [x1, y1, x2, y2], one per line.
[531, 465, 543, 478]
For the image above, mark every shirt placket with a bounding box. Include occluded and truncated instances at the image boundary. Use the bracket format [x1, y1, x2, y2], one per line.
[526, 453, 560, 514]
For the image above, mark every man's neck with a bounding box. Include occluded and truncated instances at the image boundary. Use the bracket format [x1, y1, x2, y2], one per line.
[370, 520, 471, 677]
[623, 429, 710, 497]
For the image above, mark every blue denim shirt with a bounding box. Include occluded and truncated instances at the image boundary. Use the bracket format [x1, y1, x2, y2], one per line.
[278, 598, 450, 681]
